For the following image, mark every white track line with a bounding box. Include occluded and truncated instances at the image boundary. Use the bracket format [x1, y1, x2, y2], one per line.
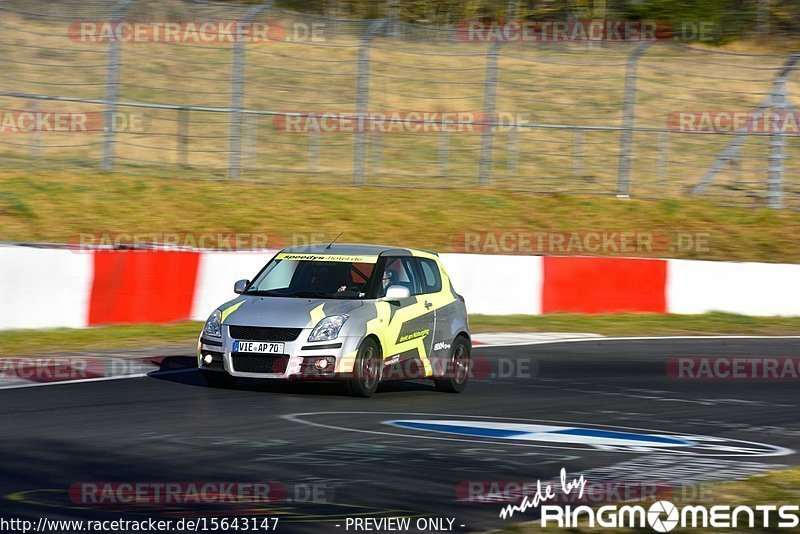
[0, 368, 194, 390]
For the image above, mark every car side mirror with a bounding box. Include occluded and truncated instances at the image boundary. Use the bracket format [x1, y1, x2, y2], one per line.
[234, 279, 250, 294]
[382, 285, 410, 302]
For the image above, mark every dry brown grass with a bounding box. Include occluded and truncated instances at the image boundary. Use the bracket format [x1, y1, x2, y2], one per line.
[0, 12, 798, 202]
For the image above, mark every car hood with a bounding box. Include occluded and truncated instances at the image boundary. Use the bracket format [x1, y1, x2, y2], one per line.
[221, 296, 365, 329]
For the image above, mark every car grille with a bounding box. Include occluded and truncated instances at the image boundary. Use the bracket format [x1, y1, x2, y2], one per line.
[231, 354, 290, 374]
[228, 325, 302, 342]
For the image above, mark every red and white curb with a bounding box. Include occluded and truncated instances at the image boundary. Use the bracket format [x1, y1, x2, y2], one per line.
[3, 245, 800, 330]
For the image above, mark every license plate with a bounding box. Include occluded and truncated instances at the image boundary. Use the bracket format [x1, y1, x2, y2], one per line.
[233, 341, 285, 354]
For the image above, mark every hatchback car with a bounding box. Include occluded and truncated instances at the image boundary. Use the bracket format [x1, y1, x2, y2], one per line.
[197, 244, 471, 396]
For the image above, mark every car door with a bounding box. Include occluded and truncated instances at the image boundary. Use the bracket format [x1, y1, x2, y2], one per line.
[414, 256, 458, 367]
[378, 256, 436, 378]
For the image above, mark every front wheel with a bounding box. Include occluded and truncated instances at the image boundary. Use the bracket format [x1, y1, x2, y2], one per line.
[200, 369, 237, 388]
[346, 338, 382, 397]
[434, 337, 471, 393]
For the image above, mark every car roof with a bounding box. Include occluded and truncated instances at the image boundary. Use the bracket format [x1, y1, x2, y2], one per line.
[280, 243, 437, 257]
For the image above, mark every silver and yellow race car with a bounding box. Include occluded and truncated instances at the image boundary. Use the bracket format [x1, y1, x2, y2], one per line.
[197, 244, 471, 396]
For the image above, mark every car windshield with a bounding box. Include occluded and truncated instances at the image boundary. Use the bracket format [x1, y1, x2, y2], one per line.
[244, 253, 378, 299]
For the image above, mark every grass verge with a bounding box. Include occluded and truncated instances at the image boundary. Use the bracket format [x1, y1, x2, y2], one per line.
[2, 171, 800, 263]
[2, 313, 799, 355]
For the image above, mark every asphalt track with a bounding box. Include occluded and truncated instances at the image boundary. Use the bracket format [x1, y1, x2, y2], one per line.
[1, 338, 799, 533]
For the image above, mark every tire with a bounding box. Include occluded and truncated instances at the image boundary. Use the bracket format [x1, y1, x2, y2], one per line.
[346, 338, 382, 397]
[200, 369, 237, 388]
[434, 336, 471, 393]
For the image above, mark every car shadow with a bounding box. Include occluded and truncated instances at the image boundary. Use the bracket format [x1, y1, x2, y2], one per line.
[147, 356, 438, 396]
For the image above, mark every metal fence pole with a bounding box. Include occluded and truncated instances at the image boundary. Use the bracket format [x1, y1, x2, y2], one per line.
[506, 127, 518, 173]
[308, 128, 320, 172]
[656, 131, 668, 184]
[353, 20, 385, 185]
[101, 0, 135, 172]
[757, 0, 770, 41]
[438, 127, 450, 176]
[228, 1, 271, 179]
[572, 129, 584, 179]
[616, 42, 650, 198]
[479, 42, 501, 185]
[387, 0, 399, 37]
[29, 99, 40, 159]
[768, 65, 790, 208]
[177, 107, 188, 168]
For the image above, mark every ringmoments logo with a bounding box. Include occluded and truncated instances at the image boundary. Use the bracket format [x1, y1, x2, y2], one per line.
[498, 468, 800, 531]
[537, 501, 800, 531]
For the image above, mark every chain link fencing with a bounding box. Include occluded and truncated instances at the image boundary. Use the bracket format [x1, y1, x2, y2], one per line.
[0, 0, 799, 208]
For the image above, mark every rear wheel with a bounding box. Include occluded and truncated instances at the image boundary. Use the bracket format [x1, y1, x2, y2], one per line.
[434, 336, 471, 393]
[346, 338, 382, 397]
[200, 369, 237, 388]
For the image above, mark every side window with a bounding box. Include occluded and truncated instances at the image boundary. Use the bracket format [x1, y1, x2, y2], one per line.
[417, 258, 443, 294]
[380, 257, 422, 296]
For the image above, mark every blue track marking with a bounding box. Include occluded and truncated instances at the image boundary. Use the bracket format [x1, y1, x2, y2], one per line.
[548, 428, 693, 445]
[388, 421, 530, 438]
[386, 420, 696, 446]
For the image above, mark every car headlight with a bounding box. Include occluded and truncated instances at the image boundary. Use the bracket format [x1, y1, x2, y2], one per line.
[203, 309, 222, 338]
[308, 314, 349, 342]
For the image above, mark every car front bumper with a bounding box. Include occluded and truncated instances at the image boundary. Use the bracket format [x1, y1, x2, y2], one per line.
[197, 326, 361, 380]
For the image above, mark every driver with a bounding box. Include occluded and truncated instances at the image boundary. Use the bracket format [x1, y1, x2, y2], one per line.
[381, 268, 396, 293]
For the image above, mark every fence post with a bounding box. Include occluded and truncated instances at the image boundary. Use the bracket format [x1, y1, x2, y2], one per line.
[506, 126, 518, 173]
[757, 0, 770, 41]
[308, 128, 320, 172]
[479, 42, 501, 185]
[101, 0, 135, 172]
[228, 1, 271, 179]
[387, 0, 400, 37]
[177, 107, 188, 168]
[656, 131, 668, 184]
[353, 19, 385, 185]
[438, 127, 450, 176]
[572, 129, 584, 179]
[768, 64, 789, 209]
[29, 99, 40, 159]
[616, 42, 650, 198]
